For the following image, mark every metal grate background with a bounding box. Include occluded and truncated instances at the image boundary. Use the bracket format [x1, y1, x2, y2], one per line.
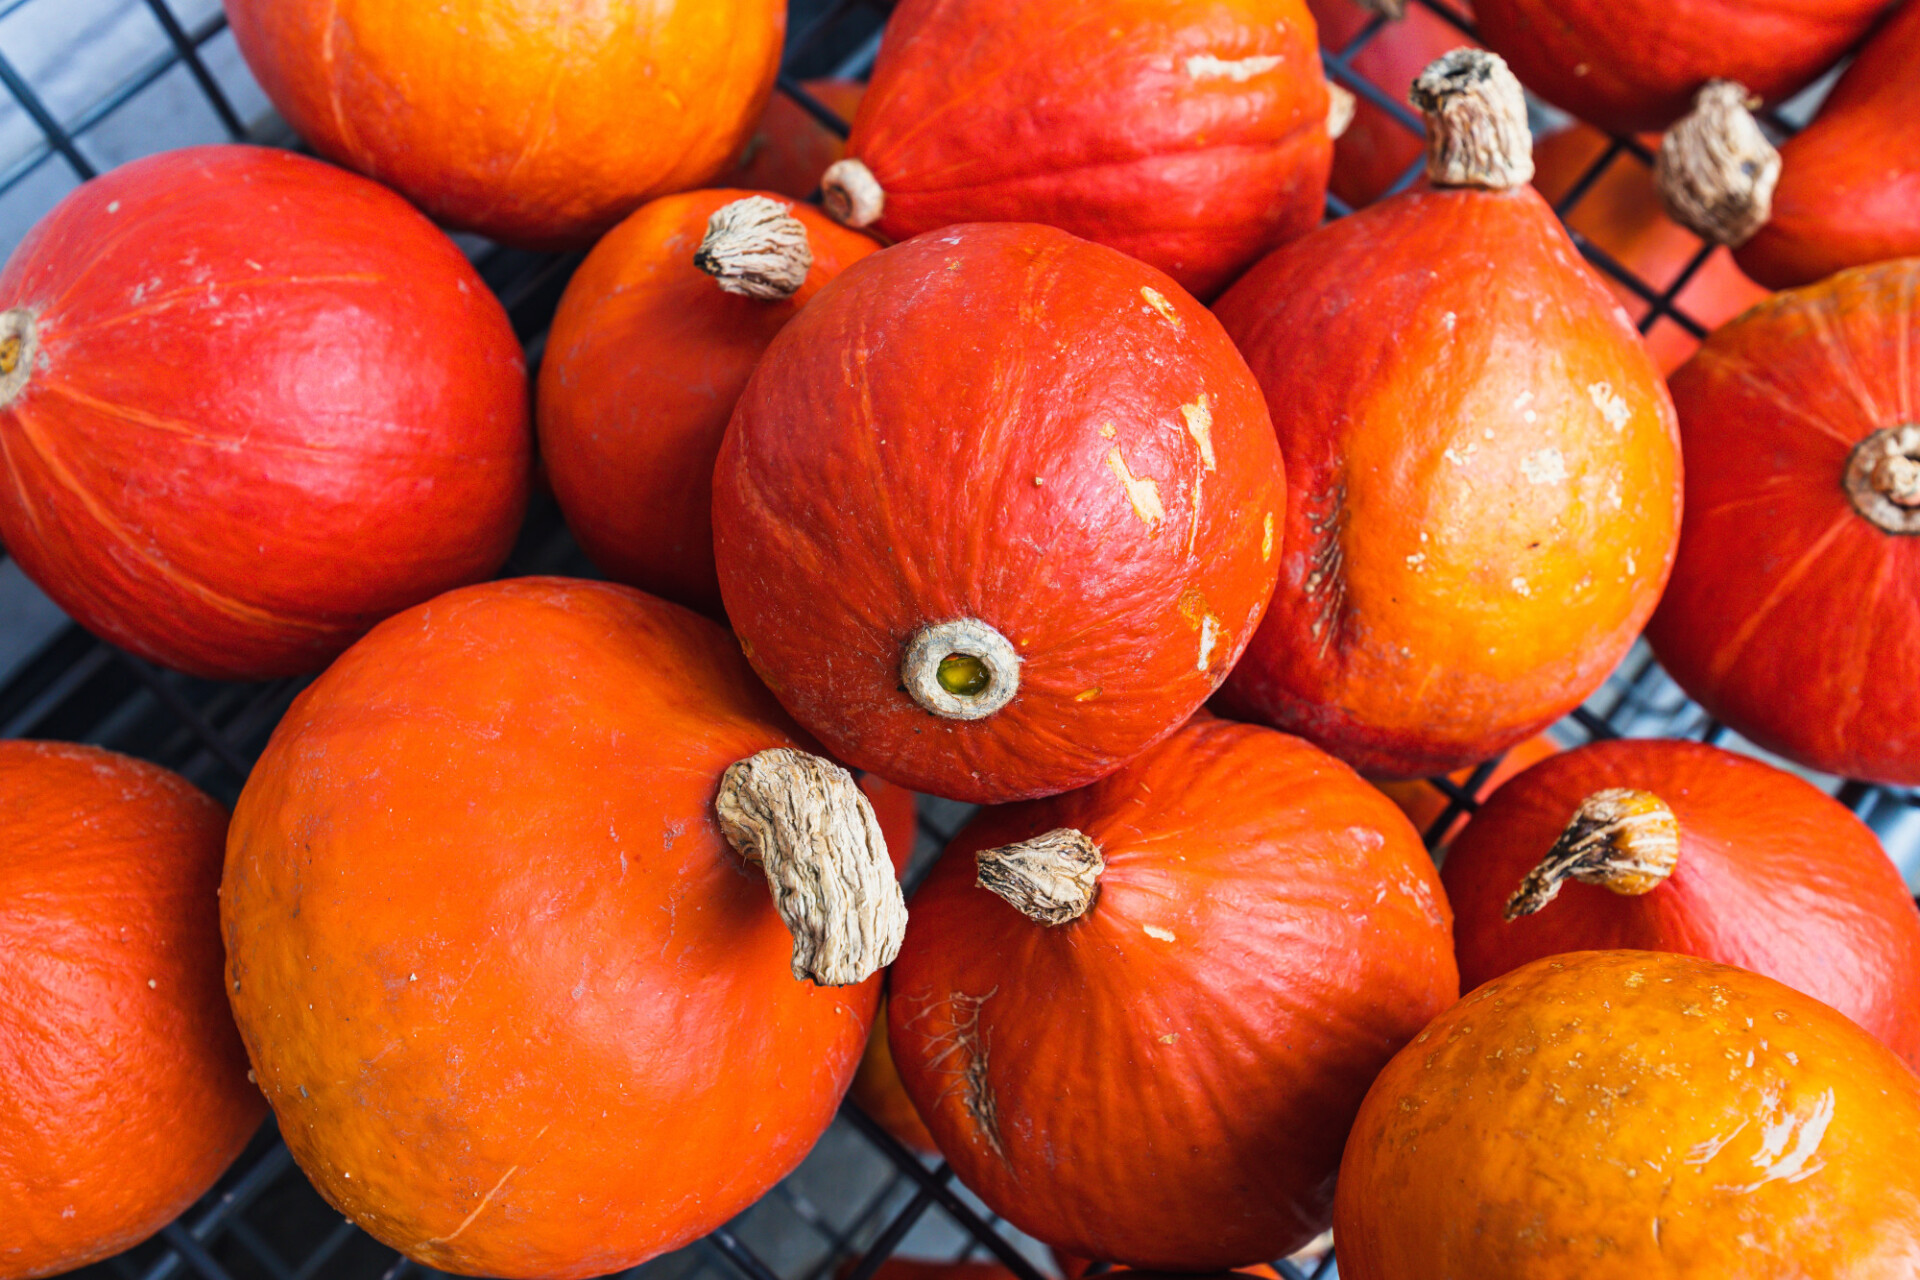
[0, 1, 1902, 1278]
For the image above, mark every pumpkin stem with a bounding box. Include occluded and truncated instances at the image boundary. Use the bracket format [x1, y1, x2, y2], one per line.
[901, 618, 1021, 720]
[1504, 788, 1681, 921]
[975, 828, 1105, 925]
[822, 158, 885, 229]
[1845, 424, 1920, 534]
[716, 747, 908, 986]
[1654, 81, 1780, 248]
[694, 196, 814, 301]
[1409, 49, 1533, 192]
[1327, 81, 1357, 141]
[0, 308, 38, 408]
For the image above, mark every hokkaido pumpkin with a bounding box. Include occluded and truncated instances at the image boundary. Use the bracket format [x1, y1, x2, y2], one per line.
[1211, 51, 1682, 779]
[1335, 950, 1920, 1277]
[888, 715, 1457, 1267]
[1310, 0, 1472, 209]
[720, 80, 866, 201]
[818, 0, 1333, 298]
[538, 192, 878, 613]
[223, 0, 785, 249]
[714, 222, 1285, 804]
[223, 578, 907, 1280]
[0, 146, 529, 680]
[1646, 261, 1920, 786]
[0, 742, 264, 1279]
[1372, 729, 1557, 847]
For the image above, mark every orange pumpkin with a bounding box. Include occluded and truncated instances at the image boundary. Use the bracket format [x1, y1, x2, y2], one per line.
[1371, 730, 1558, 847]
[224, 0, 786, 249]
[720, 80, 866, 201]
[0, 742, 264, 1278]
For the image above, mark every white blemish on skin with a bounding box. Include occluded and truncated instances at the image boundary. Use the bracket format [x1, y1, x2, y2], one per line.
[1106, 447, 1166, 530]
[1181, 394, 1217, 471]
[1443, 442, 1477, 466]
[1196, 614, 1220, 671]
[106, 201, 120, 213]
[1687, 1118, 1750, 1167]
[1184, 53, 1284, 81]
[1143, 924, 1177, 941]
[1442, 311, 1457, 331]
[1589, 381, 1632, 432]
[1729, 1089, 1835, 1192]
[1624, 551, 1638, 577]
[1511, 576, 1531, 597]
[1522, 447, 1568, 485]
[1607, 480, 1624, 510]
[1100, 422, 1117, 440]
[1141, 286, 1182, 326]
[1187, 473, 1204, 554]
[1406, 552, 1426, 570]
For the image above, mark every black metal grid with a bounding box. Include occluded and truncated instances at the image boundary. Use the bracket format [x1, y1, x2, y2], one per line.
[0, 1, 1905, 1279]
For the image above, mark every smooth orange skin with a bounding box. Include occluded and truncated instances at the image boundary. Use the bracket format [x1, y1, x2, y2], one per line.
[715, 223, 1285, 804]
[1311, 0, 1471, 209]
[0, 742, 264, 1280]
[1646, 261, 1920, 786]
[537, 190, 878, 614]
[1335, 950, 1920, 1278]
[719, 80, 866, 201]
[223, 0, 785, 249]
[223, 579, 880, 1280]
[889, 716, 1457, 1267]
[1373, 729, 1558, 847]
[843, 0, 1331, 300]
[1212, 185, 1682, 780]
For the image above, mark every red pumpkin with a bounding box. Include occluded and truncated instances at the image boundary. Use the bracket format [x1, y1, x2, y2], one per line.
[1211, 52, 1681, 779]
[1473, 0, 1893, 135]
[538, 191, 877, 614]
[0, 146, 529, 680]
[0, 742, 265, 1279]
[819, 0, 1333, 299]
[223, 578, 906, 1279]
[887, 715, 1457, 1267]
[1647, 261, 1920, 784]
[720, 80, 866, 201]
[1311, 0, 1473, 209]
[224, 0, 785, 249]
[714, 222, 1284, 804]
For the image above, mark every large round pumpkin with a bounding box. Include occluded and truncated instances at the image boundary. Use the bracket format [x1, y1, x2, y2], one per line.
[819, 0, 1333, 299]
[714, 222, 1284, 804]
[222, 578, 906, 1279]
[0, 146, 529, 680]
[1211, 51, 1681, 779]
[888, 715, 1457, 1267]
[1646, 260, 1920, 785]
[1335, 950, 1920, 1277]
[0, 742, 264, 1279]
[223, 0, 785, 249]
[538, 191, 878, 614]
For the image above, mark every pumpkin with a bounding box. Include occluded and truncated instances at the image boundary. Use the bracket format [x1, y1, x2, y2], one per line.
[222, 578, 907, 1280]
[0, 146, 529, 681]
[1472, 0, 1893, 135]
[817, 0, 1333, 299]
[537, 192, 877, 614]
[1646, 261, 1920, 785]
[720, 80, 866, 201]
[0, 742, 265, 1279]
[1372, 729, 1557, 847]
[715, 222, 1284, 804]
[223, 0, 785, 249]
[887, 714, 1457, 1267]
[1310, 0, 1472, 209]
[1335, 950, 1920, 1277]
[1211, 51, 1682, 780]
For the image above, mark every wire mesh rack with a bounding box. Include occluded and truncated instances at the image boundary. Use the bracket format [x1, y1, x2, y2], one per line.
[0, 1, 1910, 1279]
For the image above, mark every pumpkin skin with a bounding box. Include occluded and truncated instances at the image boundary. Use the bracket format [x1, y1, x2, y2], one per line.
[1310, 0, 1472, 209]
[1335, 950, 1920, 1278]
[222, 578, 882, 1280]
[888, 715, 1457, 1267]
[537, 190, 878, 614]
[714, 222, 1285, 804]
[1373, 729, 1558, 848]
[1473, 0, 1894, 135]
[0, 742, 264, 1280]
[223, 0, 785, 250]
[0, 146, 529, 680]
[832, 0, 1332, 299]
[1646, 261, 1920, 785]
[720, 80, 866, 201]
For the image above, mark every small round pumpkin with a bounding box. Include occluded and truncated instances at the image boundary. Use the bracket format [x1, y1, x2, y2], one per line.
[1335, 950, 1920, 1277]
[0, 742, 264, 1279]
[1646, 259, 1920, 785]
[223, 578, 906, 1280]
[720, 80, 866, 201]
[714, 222, 1285, 803]
[888, 715, 1457, 1267]
[538, 192, 878, 613]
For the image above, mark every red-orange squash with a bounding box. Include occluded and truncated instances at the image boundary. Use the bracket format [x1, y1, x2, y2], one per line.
[1335, 950, 1920, 1277]
[1442, 738, 1920, 1069]
[888, 715, 1457, 1267]
[1311, 0, 1473, 209]
[1372, 729, 1558, 847]
[714, 222, 1285, 804]
[820, 0, 1333, 299]
[1646, 261, 1920, 785]
[538, 191, 877, 614]
[720, 80, 866, 201]
[223, 578, 906, 1279]
[0, 146, 529, 680]
[1211, 52, 1681, 779]
[224, 0, 786, 249]
[0, 742, 264, 1278]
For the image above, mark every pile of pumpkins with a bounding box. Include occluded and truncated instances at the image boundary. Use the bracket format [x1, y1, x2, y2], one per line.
[2, 0, 1919, 1277]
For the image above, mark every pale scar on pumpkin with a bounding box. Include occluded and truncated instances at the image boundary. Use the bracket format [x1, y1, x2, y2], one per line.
[1182, 394, 1217, 471]
[1183, 53, 1285, 81]
[1105, 446, 1166, 530]
[1140, 286, 1182, 327]
[1588, 381, 1631, 432]
[1177, 587, 1224, 673]
[911, 988, 1006, 1162]
[419, 1123, 549, 1247]
[1262, 512, 1274, 560]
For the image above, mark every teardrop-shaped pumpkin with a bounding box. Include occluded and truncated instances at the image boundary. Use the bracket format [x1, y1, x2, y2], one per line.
[888, 715, 1457, 1267]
